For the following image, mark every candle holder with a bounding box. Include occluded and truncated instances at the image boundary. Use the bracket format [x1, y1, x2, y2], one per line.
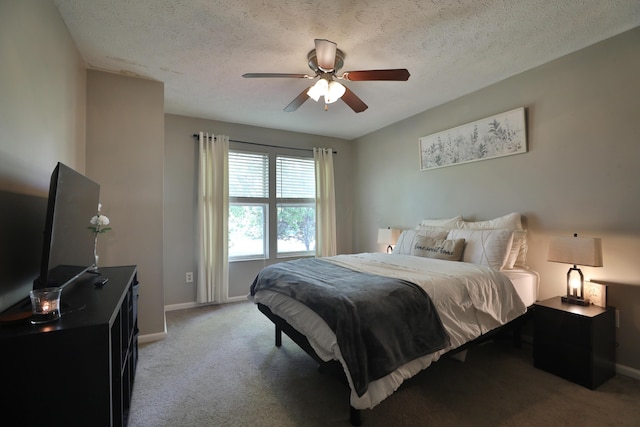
[29, 287, 62, 324]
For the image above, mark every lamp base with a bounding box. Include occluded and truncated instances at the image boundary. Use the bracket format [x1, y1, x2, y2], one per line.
[561, 295, 591, 306]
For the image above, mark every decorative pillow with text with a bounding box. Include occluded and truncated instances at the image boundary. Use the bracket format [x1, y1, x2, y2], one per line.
[393, 228, 450, 255]
[411, 236, 465, 261]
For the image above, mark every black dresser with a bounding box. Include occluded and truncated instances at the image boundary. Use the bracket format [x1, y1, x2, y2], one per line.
[0, 266, 139, 426]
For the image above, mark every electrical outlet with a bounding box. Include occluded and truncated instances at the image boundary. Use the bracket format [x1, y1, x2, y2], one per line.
[616, 309, 620, 328]
[186, 272, 193, 283]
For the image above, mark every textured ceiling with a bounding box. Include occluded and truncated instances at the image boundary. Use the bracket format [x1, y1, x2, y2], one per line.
[52, 0, 640, 140]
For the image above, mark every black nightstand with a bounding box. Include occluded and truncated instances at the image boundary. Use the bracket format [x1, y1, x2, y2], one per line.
[533, 296, 615, 389]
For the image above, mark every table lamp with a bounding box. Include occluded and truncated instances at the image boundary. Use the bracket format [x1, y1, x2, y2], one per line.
[547, 233, 603, 306]
[377, 227, 400, 254]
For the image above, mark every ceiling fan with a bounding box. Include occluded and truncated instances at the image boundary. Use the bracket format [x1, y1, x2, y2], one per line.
[242, 39, 410, 113]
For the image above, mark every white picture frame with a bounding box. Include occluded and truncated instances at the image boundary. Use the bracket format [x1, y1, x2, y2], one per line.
[585, 281, 607, 308]
[419, 107, 527, 171]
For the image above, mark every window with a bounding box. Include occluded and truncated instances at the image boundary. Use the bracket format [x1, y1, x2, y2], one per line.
[228, 151, 316, 260]
[228, 152, 268, 259]
[276, 156, 315, 256]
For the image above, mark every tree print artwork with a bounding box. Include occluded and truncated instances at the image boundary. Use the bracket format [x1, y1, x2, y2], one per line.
[420, 108, 527, 170]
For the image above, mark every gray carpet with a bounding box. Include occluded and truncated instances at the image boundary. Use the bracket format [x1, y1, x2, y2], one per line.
[128, 301, 640, 427]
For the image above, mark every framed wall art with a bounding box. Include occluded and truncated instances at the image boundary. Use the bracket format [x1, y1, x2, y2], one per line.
[584, 281, 607, 308]
[419, 107, 527, 171]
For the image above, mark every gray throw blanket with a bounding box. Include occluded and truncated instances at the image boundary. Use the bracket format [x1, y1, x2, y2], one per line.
[250, 258, 450, 397]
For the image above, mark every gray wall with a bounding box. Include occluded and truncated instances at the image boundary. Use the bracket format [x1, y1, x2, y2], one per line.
[0, 0, 86, 194]
[0, 1, 166, 338]
[86, 70, 166, 338]
[352, 27, 640, 371]
[0, 0, 86, 310]
[163, 114, 354, 305]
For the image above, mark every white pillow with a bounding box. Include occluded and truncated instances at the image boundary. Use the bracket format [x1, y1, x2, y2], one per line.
[393, 229, 418, 255]
[393, 228, 450, 255]
[456, 213, 527, 268]
[507, 230, 527, 269]
[514, 234, 529, 267]
[447, 228, 514, 270]
[418, 215, 462, 229]
[413, 225, 452, 237]
[456, 212, 523, 230]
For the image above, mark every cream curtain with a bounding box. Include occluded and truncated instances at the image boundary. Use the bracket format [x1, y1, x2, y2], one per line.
[197, 132, 229, 303]
[314, 147, 337, 257]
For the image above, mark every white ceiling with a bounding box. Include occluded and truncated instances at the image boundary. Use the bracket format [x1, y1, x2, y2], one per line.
[53, 0, 640, 140]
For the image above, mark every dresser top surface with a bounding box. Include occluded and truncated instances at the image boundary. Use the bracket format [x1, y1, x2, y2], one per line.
[0, 265, 137, 338]
[535, 296, 610, 317]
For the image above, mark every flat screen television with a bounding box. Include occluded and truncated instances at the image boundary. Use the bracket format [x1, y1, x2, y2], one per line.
[33, 162, 101, 290]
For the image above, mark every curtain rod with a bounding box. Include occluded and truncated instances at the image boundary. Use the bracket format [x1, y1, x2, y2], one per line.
[192, 134, 336, 154]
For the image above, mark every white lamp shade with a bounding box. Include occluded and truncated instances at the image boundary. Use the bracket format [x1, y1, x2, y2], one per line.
[325, 81, 346, 103]
[307, 79, 346, 104]
[377, 228, 401, 245]
[547, 235, 603, 267]
[307, 79, 328, 102]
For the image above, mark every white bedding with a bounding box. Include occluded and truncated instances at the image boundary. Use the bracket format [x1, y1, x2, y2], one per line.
[251, 253, 531, 410]
[502, 268, 539, 307]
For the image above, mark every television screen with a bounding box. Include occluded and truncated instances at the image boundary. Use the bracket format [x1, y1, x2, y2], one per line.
[34, 163, 100, 290]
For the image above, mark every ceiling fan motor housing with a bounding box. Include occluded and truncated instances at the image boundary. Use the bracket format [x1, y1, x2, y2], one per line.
[308, 48, 345, 74]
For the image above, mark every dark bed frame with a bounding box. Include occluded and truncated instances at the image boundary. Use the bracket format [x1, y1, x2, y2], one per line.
[256, 302, 533, 426]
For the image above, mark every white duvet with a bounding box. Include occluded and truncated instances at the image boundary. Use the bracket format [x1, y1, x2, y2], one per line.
[251, 253, 527, 410]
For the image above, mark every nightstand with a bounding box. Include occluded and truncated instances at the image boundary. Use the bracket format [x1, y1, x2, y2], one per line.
[533, 296, 615, 389]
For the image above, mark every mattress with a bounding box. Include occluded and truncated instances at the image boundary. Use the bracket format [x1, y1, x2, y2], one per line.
[503, 268, 539, 307]
[251, 253, 534, 410]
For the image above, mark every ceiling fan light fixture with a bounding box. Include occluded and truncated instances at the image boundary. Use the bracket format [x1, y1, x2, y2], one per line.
[307, 79, 328, 102]
[307, 79, 345, 104]
[325, 81, 346, 104]
[246, 39, 408, 113]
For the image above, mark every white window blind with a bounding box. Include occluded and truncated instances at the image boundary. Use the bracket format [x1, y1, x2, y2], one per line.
[276, 155, 315, 256]
[276, 156, 315, 199]
[227, 151, 316, 260]
[229, 152, 268, 198]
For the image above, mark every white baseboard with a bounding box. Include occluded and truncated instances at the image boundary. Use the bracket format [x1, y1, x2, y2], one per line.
[617, 363, 640, 381]
[164, 295, 248, 312]
[138, 331, 167, 344]
[138, 312, 168, 344]
[164, 301, 202, 312]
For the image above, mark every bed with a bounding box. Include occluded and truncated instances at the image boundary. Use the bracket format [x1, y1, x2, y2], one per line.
[249, 213, 539, 425]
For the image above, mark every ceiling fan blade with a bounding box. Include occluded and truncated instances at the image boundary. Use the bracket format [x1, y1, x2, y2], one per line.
[341, 69, 410, 81]
[243, 73, 309, 78]
[284, 87, 311, 112]
[314, 39, 337, 71]
[341, 86, 368, 113]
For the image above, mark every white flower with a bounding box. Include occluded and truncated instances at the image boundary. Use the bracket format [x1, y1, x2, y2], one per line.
[90, 215, 110, 226]
[89, 206, 112, 234]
